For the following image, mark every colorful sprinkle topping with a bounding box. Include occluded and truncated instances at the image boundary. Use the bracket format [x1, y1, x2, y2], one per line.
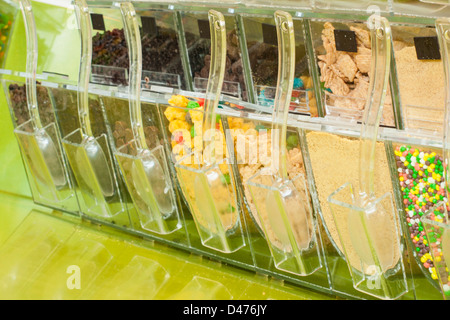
[394, 145, 450, 281]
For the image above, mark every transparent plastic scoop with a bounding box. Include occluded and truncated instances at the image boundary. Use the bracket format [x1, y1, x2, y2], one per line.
[13, 0, 68, 201]
[62, 0, 124, 219]
[174, 10, 245, 253]
[350, 18, 396, 274]
[246, 11, 320, 276]
[420, 18, 450, 300]
[327, 16, 408, 299]
[114, 2, 180, 234]
[75, 0, 113, 198]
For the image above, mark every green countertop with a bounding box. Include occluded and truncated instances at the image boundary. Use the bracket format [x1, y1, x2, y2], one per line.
[0, 194, 336, 300]
[0, 1, 337, 300]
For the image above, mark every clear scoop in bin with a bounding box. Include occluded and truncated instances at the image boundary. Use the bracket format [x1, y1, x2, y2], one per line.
[326, 15, 408, 300]
[421, 202, 450, 299]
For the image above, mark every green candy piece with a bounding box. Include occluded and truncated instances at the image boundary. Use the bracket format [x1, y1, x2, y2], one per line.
[216, 114, 221, 123]
[286, 134, 299, 147]
[255, 124, 266, 131]
[221, 173, 231, 185]
[190, 126, 195, 138]
[187, 101, 200, 109]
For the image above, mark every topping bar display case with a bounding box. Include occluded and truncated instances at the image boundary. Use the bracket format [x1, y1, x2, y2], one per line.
[5, 0, 450, 300]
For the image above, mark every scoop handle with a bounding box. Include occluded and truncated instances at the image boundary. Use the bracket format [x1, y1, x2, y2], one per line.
[358, 16, 391, 200]
[202, 10, 226, 165]
[273, 11, 295, 180]
[74, 0, 93, 137]
[19, 0, 40, 130]
[120, 2, 146, 151]
[436, 19, 450, 205]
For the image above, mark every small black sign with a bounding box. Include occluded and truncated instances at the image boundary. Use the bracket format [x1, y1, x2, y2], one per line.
[414, 36, 441, 60]
[141, 16, 158, 36]
[334, 29, 357, 53]
[90, 13, 105, 31]
[198, 19, 211, 39]
[262, 23, 277, 46]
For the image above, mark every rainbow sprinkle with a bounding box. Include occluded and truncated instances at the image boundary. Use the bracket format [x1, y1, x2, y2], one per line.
[394, 145, 450, 281]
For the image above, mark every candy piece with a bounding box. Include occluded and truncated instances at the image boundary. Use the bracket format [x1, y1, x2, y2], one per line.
[287, 134, 299, 148]
[221, 173, 231, 185]
[187, 100, 200, 109]
[168, 94, 190, 108]
[293, 77, 304, 89]
[394, 145, 450, 279]
[164, 106, 187, 122]
[320, 81, 332, 93]
[189, 109, 203, 122]
[443, 284, 450, 296]
[168, 120, 190, 133]
[255, 124, 266, 132]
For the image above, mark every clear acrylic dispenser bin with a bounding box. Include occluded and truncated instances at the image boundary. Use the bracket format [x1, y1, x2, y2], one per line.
[327, 16, 409, 300]
[308, 17, 397, 127]
[114, 2, 184, 237]
[391, 23, 445, 133]
[131, 3, 186, 91]
[168, 10, 249, 256]
[6, 0, 78, 214]
[87, 2, 130, 86]
[61, 0, 129, 227]
[180, 7, 248, 101]
[239, 11, 317, 115]
[222, 10, 331, 290]
[420, 17, 450, 300]
[421, 202, 450, 299]
[246, 11, 322, 277]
